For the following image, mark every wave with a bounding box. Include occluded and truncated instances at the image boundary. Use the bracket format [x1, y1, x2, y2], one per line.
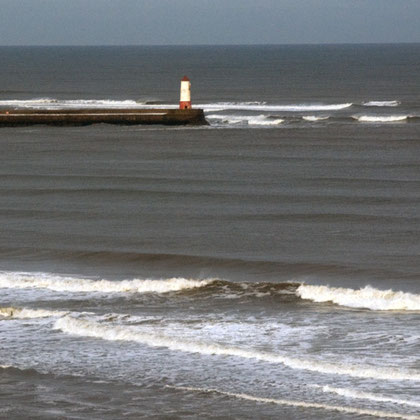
[296, 284, 420, 311]
[200, 102, 353, 112]
[354, 115, 408, 122]
[302, 115, 330, 121]
[363, 101, 401, 107]
[0, 306, 68, 319]
[0, 250, 382, 281]
[248, 116, 284, 126]
[169, 386, 420, 420]
[1, 98, 352, 113]
[0, 98, 146, 109]
[0, 270, 298, 298]
[2, 269, 419, 312]
[207, 112, 416, 126]
[317, 385, 420, 409]
[55, 316, 420, 381]
[0, 98, 354, 112]
[0, 364, 47, 379]
[187, 279, 298, 299]
[205, 114, 243, 125]
[206, 114, 283, 126]
[0, 272, 212, 294]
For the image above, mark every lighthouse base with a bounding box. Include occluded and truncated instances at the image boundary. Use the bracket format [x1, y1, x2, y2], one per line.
[179, 101, 192, 110]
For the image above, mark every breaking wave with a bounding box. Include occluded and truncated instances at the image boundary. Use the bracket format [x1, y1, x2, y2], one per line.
[0, 98, 147, 109]
[200, 102, 352, 112]
[297, 284, 420, 311]
[169, 386, 420, 420]
[248, 116, 284, 126]
[207, 112, 417, 126]
[363, 101, 401, 107]
[317, 385, 420, 409]
[206, 114, 283, 126]
[2, 270, 420, 312]
[0, 271, 212, 294]
[354, 115, 408, 122]
[0, 306, 68, 319]
[0, 99, 352, 113]
[302, 115, 330, 121]
[55, 316, 420, 381]
[0, 364, 12, 369]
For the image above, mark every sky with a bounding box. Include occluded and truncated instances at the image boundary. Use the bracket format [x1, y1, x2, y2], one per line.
[0, 0, 419, 46]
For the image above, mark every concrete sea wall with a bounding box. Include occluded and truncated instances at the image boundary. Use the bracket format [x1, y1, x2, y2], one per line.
[0, 108, 207, 127]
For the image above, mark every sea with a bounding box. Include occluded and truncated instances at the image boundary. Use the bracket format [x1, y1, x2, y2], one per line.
[0, 44, 420, 419]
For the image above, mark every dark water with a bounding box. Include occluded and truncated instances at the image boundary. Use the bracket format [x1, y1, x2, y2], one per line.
[1, 45, 420, 419]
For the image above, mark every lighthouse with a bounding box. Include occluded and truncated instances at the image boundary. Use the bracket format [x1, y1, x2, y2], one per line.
[179, 76, 192, 109]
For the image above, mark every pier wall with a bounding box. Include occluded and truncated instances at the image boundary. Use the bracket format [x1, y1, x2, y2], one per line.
[0, 108, 207, 127]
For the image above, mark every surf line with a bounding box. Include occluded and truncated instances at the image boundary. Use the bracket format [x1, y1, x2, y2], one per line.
[315, 385, 420, 409]
[167, 386, 420, 420]
[55, 316, 420, 382]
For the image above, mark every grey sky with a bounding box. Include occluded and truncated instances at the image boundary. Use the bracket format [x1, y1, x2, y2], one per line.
[0, 0, 419, 45]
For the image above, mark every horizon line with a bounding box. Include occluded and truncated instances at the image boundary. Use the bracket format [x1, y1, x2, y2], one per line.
[1, 41, 420, 48]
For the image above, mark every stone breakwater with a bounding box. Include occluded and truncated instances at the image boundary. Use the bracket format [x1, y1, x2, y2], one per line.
[0, 108, 207, 126]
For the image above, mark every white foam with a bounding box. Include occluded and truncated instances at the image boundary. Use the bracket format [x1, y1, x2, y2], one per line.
[205, 114, 246, 125]
[363, 101, 401, 107]
[206, 114, 283, 126]
[199, 102, 352, 112]
[248, 116, 284, 126]
[0, 271, 212, 294]
[205, 114, 232, 119]
[0, 98, 146, 109]
[354, 115, 408, 122]
[0, 98, 353, 113]
[0, 306, 67, 319]
[55, 316, 420, 381]
[302, 115, 330, 121]
[296, 284, 420, 311]
[169, 386, 420, 420]
[317, 385, 420, 409]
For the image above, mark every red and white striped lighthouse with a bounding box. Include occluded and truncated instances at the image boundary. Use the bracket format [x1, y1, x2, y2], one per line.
[179, 76, 192, 109]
